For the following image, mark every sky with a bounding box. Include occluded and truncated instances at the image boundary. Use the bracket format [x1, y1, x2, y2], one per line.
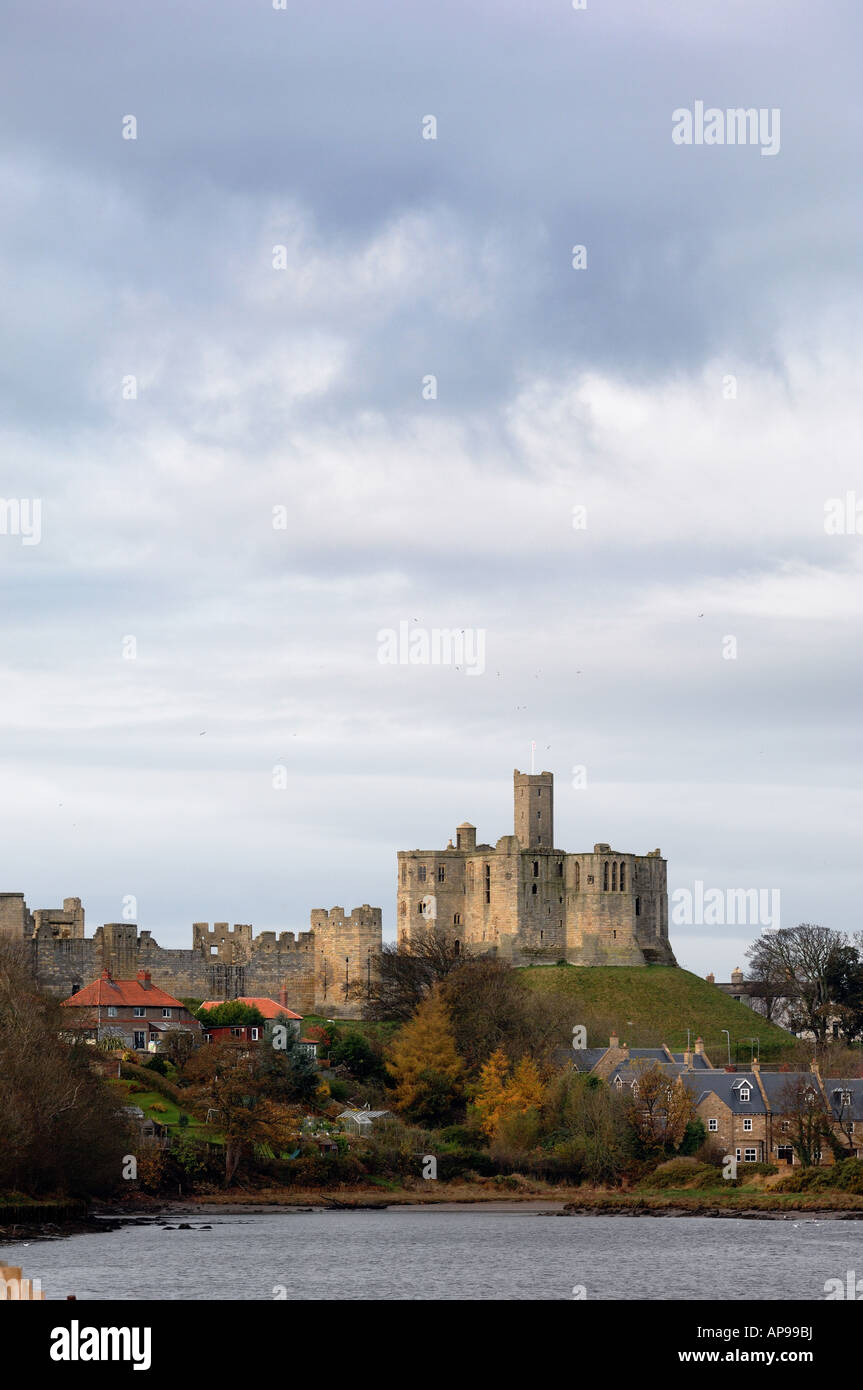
[1, 0, 861, 979]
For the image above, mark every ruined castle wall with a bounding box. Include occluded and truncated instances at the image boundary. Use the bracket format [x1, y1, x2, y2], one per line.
[0, 893, 32, 939]
[310, 905, 382, 1013]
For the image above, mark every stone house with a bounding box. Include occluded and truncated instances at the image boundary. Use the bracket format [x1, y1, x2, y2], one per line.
[61, 968, 201, 1053]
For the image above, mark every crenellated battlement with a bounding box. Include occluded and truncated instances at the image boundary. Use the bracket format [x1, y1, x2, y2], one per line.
[18, 894, 381, 1017]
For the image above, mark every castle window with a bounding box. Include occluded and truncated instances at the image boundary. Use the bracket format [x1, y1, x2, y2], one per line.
[536, 811, 541, 820]
[453, 913, 460, 926]
[533, 861, 539, 878]
[603, 862, 609, 891]
[468, 864, 474, 888]
[418, 864, 427, 882]
[540, 930, 543, 940]
[611, 863, 618, 891]
[400, 864, 406, 884]
[438, 865, 445, 882]
[399, 901, 406, 916]
[531, 884, 537, 895]
[557, 861, 563, 877]
[417, 901, 425, 914]
[484, 865, 491, 904]
[574, 863, 580, 890]
[454, 940, 460, 956]
[635, 897, 641, 917]
[619, 863, 626, 892]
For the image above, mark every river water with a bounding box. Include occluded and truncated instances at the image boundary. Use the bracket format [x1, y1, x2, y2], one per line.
[3, 1206, 861, 1300]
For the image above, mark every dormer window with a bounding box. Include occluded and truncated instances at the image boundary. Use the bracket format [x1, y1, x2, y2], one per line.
[738, 1084, 751, 1103]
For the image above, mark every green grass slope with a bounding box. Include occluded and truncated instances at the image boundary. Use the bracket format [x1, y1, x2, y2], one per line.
[520, 964, 797, 1062]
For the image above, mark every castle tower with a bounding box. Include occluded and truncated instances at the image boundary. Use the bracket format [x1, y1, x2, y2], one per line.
[513, 768, 553, 850]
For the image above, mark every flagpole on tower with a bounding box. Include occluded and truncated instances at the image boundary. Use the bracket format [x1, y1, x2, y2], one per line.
[530, 740, 536, 775]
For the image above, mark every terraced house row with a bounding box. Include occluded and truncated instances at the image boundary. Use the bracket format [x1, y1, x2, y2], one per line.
[572, 1034, 863, 1166]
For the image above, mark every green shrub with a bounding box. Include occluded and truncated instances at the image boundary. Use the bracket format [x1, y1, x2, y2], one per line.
[120, 1061, 187, 1106]
[143, 1055, 169, 1077]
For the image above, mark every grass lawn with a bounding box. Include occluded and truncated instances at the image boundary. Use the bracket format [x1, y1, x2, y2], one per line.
[519, 964, 798, 1061]
[110, 1079, 217, 1141]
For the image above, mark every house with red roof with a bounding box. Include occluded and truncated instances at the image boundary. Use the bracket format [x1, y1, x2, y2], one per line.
[198, 996, 303, 1045]
[61, 969, 202, 1053]
[198, 997, 319, 1060]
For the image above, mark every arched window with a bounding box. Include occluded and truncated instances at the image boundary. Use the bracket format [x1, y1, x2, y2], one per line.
[619, 862, 626, 892]
[574, 862, 580, 890]
[417, 901, 425, 914]
[612, 863, 618, 891]
[454, 939, 461, 956]
[453, 913, 461, 926]
[603, 862, 609, 891]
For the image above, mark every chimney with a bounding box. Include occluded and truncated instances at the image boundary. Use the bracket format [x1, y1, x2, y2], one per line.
[100, 967, 112, 980]
[609, 1031, 619, 1049]
[694, 1037, 705, 1055]
[705, 972, 715, 985]
[136, 969, 152, 990]
[751, 1057, 760, 1071]
[683, 1049, 692, 1068]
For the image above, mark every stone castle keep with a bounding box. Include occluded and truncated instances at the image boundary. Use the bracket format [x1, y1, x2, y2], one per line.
[0, 893, 381, 1016]
[398, 769, 676, 967]
[2, 766, 675, 1008]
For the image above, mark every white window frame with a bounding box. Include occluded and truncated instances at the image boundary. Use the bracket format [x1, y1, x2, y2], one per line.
[743, 1117, 753, 1131]
[708, 1118, 718, 1132]
[134, 1006, 146, 1018]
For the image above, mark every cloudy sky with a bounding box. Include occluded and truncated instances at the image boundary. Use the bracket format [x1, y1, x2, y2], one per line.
[2, 0, 861, 979]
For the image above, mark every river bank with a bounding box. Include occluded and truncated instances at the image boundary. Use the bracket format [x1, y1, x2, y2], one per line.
[5, 1182, 863, 1245]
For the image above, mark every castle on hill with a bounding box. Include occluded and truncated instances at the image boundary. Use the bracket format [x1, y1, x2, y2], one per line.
[1, 766, 675, 1011]
[398, 769, 676, 967]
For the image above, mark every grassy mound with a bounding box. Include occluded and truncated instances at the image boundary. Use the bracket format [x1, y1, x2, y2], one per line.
[520, 964, 796, 1060]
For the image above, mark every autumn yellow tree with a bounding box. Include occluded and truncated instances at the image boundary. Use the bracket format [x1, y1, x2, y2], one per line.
[473, 1051, 546, 1140]
[386, 990, 465, 1125]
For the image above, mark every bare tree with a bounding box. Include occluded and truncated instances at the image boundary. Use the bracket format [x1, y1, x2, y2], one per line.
[746, 924, 850, 1045]
[775, 1075, 835, 1168]
[359, 926, 473, 1021]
